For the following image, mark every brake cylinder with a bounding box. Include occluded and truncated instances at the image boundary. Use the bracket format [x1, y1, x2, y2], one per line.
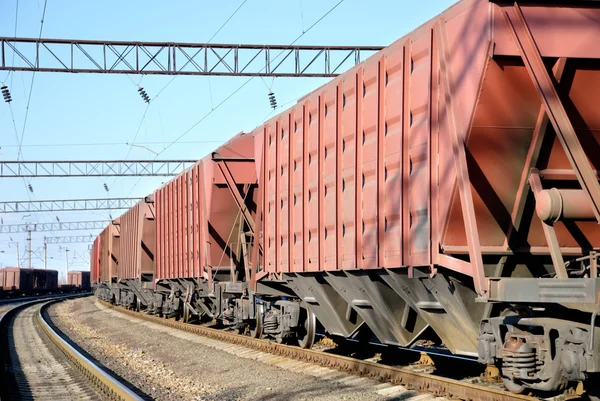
[535, 188, 595, 223]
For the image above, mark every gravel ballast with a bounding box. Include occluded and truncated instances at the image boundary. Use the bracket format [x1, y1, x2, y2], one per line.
[47, 297, 436, 401]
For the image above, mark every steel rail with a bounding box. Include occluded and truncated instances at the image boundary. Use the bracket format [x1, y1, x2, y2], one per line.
[37, 300, 143, 401]
[100, 301, 537, 401]
[0, 296, 142, 401]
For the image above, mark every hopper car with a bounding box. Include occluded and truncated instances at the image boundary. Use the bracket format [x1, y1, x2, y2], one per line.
[92, 0, 600, 396]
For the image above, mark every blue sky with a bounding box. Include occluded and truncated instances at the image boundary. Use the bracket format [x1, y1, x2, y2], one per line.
[0, 0, 456, 280]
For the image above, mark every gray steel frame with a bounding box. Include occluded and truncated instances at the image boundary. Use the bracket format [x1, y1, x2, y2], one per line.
[0, 37, 383, 77]
[0, 220, 110, 233]
[0, 198, 141, 213]
[0, 160, 195, 177]
[44, 235, 95, 244]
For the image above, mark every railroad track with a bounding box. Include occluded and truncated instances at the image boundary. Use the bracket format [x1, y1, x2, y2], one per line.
[99, 300, 561, 401]
[0, 297, 142, 401]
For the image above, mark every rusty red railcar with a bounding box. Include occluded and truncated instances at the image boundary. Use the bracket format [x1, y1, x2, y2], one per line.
[90, 236, 101, 284]
[114, 198, 155, 309]
[90, 0, 600, 395]
[0, 267, 58, 294]
[152, 132, 258, 317]
[95, 223, 121, 302]
[0, 268, 34, 292]
[251, 0, 600, 393]
[67, 271, 91, 290]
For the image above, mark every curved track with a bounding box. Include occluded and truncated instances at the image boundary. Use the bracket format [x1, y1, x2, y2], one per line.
[100, 300, 542, 401]
[0, 298, 142, 401]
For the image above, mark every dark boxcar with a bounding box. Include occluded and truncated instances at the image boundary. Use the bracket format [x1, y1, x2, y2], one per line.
[67, 271, 90, 290]
[32, 269, 58, 291]
[0, 268, 33, 292]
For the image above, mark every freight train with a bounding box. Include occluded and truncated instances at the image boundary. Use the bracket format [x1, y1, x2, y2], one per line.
[91, 0, 600, 397]
[0, 267, 89, 298]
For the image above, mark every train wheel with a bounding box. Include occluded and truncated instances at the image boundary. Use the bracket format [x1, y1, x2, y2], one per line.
[135, 297, 141, 312]
[250, 304, 264, 338]
[297, 306, 316, 349]
[183, 303, 191, 323]
[501, 377, 526, 394]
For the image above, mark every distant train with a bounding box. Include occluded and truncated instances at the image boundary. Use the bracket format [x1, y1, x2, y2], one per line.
[92, 0, 600, 397]
[0, 267, 90, 299]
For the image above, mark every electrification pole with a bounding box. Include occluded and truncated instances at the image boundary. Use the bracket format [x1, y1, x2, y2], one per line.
[15, 243, 19, 268]
[27, 230, 32, 268]
[44, 242, 47, 270]
[65, 248, 69, 283]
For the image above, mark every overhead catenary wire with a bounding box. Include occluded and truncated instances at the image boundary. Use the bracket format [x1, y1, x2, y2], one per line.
[1, 140, 225, 148]
[2, 0, 20, 83]
[10, 0, 62, 243]
[108, 1, 249, 200]
[124, 0, 348, 198]
[152, 0, 249, 101]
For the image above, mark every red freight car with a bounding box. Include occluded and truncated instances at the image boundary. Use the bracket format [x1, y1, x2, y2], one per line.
[95, 223, 121, 302]
[113, 198, 155, 310]
[253, 2, 600, 393]
[90, 236, 101, 285]
[92, 0, 600, 395]
[0, 267, 58, 295]
[152, 132, 258, 319]
[0, 268, 34, 293]
[67, 271, 91, 290]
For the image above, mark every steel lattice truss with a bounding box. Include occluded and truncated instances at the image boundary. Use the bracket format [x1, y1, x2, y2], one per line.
[0, 160, 195, 177]
[0, 220, 110, 233]
[44, 235, 95, 244]
[0, 37, 383, 77]
[0, 198, 142, 213]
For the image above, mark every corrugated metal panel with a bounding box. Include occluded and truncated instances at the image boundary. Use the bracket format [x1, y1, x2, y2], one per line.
[262, 52, 427, 273]
[257, 13, 434, 273]
[90, 236, 101, 283]
[118, 200, 155, 280]
[154, 133, 257, 281]
[0, 268, 33, 291]
[99, 224, 120, 282]
[68, 271, 91, 289]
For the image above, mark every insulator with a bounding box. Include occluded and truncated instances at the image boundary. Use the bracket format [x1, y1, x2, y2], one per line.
[138, 87, 150, 103]
[27, 184, 33, 193]
[1, 84, 12, 103]
[268, 91, 277, 110]
[103, 183, 109, 191]
[55, 216, 60, 222]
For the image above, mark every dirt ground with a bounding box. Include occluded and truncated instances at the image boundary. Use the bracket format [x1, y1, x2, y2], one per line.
[47, 296, 426, 401]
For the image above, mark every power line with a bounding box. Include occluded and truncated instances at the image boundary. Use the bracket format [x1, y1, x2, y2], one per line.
[125, 0, 348, 197]
[16, 0, 48, 161]
[12, 0, 59, 243]
[0, 140, 225, 148]
[152, 0, 249, 100]
[2, 0, 19, 83]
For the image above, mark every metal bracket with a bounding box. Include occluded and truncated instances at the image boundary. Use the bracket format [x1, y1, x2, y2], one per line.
[504, 4, 600, 223]
[529, 169, 568, 279]
[437, 20, 487, 295]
